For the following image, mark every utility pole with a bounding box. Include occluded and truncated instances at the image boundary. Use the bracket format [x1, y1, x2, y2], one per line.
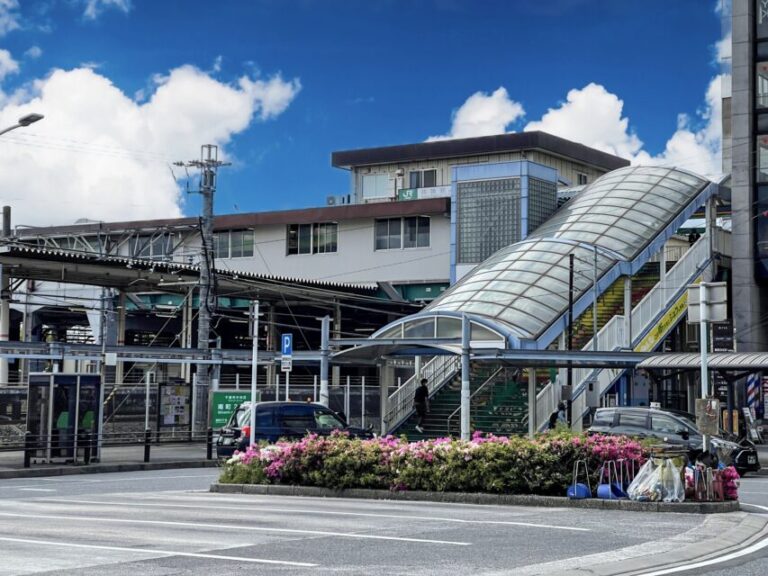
[174, 146, 230, 402]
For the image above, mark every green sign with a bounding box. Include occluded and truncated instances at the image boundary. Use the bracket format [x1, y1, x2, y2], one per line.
[397, 188, 418, 201]
[209, 391, 254, 428]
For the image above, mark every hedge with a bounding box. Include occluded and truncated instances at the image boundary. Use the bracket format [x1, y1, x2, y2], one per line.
[219, 430, 647, 495]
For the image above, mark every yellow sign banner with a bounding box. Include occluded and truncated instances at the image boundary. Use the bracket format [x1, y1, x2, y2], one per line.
[634, 277, 700, 353]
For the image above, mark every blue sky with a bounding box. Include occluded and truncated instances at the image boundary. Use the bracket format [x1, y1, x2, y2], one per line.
[0, 0, 725, 226]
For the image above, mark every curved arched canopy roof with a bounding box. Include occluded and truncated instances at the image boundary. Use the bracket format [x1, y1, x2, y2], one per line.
[417, 166, 709, 342]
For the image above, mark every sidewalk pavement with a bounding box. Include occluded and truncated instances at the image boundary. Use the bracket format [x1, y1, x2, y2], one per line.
[0, 442, 218, 479]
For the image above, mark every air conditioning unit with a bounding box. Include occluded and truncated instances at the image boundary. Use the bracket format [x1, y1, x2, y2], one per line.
[326, 196, 337, 206]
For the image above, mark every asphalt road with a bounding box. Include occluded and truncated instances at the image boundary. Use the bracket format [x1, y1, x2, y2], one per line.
[0, 469, 765, 575]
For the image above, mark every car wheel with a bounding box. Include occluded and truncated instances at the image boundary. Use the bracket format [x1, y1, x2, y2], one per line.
[736, 468, 747, 477]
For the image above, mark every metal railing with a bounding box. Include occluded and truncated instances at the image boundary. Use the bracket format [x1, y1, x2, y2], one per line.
[12, 428, 215, 468]
[384, 355, 460, 431]
[630, 234, 708, 343]
[535, 233, 713, 431]
[446, 366, 504, 434]
[570, 234, 711, 429]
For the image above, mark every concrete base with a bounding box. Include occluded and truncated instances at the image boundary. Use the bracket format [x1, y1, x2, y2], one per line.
[211, 482, 739, 514]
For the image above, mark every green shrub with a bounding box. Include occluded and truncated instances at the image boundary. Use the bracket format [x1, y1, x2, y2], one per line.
[218, 430, 647, 496]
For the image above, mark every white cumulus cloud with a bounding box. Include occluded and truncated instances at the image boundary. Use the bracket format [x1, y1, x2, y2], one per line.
[634, 75, 724, 178]
[0, 65, 301, 226]
[0, 0, 20, 36]
[427, 87, 524, 141]
[0, 48, 19, 82]
[525, 82, 644, 159]
[716, 32, 731, 64]
[24, 45, 42, 59]
[83, 0, 132, 21]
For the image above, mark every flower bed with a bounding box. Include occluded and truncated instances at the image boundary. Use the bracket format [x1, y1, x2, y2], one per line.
[219, 430, 647, 495]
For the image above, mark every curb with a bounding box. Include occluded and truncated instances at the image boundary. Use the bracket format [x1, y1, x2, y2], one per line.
[210, 482, 739, 514]
[0, 460, 218, 480]
[559, 513, 768, 576]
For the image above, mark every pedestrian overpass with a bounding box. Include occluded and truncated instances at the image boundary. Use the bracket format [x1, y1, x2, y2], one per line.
[346, 165, 728, 437]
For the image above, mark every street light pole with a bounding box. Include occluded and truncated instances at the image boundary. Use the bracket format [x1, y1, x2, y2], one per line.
[0, 113, 44, 137]
[0, 113, 44, 384]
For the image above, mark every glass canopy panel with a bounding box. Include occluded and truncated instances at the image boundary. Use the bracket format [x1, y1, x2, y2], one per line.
[471, 323, 504, 342]
[403, 317, 435, 338]
[436, 317, 462, 338]
[416, 166, 709, 340]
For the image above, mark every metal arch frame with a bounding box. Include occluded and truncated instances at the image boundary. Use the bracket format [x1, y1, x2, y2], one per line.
[369, 309, 521, 348]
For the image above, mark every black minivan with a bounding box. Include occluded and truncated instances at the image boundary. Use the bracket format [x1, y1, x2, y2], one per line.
[216, 401, 371, 459]
[588, 406, 761, 475]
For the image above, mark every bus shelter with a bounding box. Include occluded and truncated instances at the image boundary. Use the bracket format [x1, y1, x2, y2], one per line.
[26, 373, 100, 463]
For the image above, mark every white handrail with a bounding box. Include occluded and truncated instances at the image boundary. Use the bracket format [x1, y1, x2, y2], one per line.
[536, 233, 714, 431]
[571, 234, 711, 429]
[384, 355, 460, 431]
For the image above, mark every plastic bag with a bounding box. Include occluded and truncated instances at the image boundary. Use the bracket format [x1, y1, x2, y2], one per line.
[660, 459, 685, 502]
[627, 459, 662, 502]
[627, 458, 685, 503]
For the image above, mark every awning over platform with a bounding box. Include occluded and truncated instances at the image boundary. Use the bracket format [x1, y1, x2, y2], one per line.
[638, 352, 768, 371]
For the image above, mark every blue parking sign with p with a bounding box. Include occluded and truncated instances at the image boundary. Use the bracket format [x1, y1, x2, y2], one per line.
[281, 334, 293, 356]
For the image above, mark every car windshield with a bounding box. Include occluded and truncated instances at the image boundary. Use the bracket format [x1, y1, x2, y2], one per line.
[315, 410, 345, 430]
[652, 411, 697, 434]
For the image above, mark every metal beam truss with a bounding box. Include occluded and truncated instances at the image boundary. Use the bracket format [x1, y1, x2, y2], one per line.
[16, 223, 201, 265]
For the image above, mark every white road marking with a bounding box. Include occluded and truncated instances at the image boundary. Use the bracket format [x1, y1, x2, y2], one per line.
[0, 511, 470, 546]
[40, 498, 590, 532]
[16, 488, 56, 492]
[635, 527, 768, 575]
[0, 536, 317, 567]
[51, 473, 216, 484]
[739, 503, 768, 513]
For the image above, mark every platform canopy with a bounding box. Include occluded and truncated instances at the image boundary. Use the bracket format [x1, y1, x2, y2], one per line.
[638, 352, 768, 371]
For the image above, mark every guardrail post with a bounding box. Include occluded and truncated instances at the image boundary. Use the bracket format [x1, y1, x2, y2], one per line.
[144, 428, 151, 463]
[83, 432, 92, 465]
[206, 427, 213, 460]
[23, 431, 32, 468]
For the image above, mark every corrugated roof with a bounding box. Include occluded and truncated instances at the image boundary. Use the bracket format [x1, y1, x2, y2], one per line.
[0, 244, 378, 291]
[638, 352, 768, 370]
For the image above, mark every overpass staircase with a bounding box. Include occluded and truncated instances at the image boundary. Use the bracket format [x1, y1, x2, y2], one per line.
[386, 230, 726, 439]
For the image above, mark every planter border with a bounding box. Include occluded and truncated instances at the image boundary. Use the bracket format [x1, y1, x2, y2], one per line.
[210, 482, 739, 514]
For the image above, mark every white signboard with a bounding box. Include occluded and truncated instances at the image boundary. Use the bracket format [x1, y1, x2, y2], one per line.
[687, 282, 728, 323]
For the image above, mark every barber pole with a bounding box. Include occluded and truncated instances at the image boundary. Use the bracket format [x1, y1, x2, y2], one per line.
[746, 373, 760, 417]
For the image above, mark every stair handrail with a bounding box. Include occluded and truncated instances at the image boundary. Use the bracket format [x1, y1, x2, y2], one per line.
[631, 233, 709, 343]
[384, 354, 460, 430]
[535, 233, 713, 431]
[445, 366, 505, 434]
[569, 234, 712, 428]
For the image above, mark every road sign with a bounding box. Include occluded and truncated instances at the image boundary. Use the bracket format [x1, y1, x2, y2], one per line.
[209, 391, 253, 429]
[281, 334, 293, 357]
[281, 357, 292, 372]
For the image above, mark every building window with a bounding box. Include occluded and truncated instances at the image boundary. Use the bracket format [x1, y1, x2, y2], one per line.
[408, 169, 437, 188]
[375, 217, 430, 250]
[287, 223, 338, 255]
[129, 234, 174, 260]
[361, 173, 391, 199]
[759, 0, 768, 39]
[213, 230, 254, 259]
[759, 136, 768, 183]
[758, 63, 768, 109]
[577, 173, 588, 185]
